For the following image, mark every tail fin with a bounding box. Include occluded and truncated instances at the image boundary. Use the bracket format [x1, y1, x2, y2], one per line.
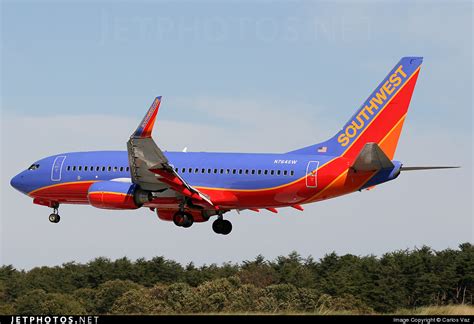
[289, 57, 423, 160]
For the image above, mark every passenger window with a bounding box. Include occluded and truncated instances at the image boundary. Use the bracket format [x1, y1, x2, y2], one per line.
[126, 167, 130, 172]
[239, 170, 243, 175]
[73, 166, 77, 171]
[114, 167, 118, 172]
[102, 167, 105, 172]
[79, 166, 82, 171]
[202, 168, 205, 174]
[220, 169, 224, 174]
[283, 170, 287, 176]
[120, 167, 124, 172]
[291, 171, 295, 176]
[108, 166, 111, 172]
[195, 168, 199, 173]
[226, 169, 230, 174]
[277, 170, 281, 176]
[270, 170, 275, 175]
[258, 170, 261, 175]
[245, 170, 249, 175]
[232, 169, 236, 174]
[207, 168, 211, 174]
[182, 168, 186, 173]
[251, 170, 255, 175]
[189, 168, 192, 173]
[67, 166, 71, 171]
[214, 169, 217, 174]
[264, 170, 268, 175]
[84, 166, 88, 171]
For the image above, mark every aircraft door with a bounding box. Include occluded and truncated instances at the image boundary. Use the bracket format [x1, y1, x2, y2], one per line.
[51, 156, 66, 182]
[306, 161, 319, 188]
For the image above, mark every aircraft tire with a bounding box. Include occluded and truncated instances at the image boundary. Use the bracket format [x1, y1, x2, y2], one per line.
[173, 212, 186, 227]
[49, 213, 60, 223]
[221, 220, 232, 235]
[212, 219, 232, 235]
[212, 219, 223, 234]
[182, 213, 194, 228]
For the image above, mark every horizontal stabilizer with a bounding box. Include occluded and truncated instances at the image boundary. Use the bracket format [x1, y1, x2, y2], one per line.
[351, 143, 394, 172]
[401, 166, 460, 171]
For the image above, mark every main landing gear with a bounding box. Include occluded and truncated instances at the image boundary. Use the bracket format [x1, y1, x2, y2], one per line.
[48, 205, 60, 224]
[173, 211, 194, 228]
[212, 215, 232, 235]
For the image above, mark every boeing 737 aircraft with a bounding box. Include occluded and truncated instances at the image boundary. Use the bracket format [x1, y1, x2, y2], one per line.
[10, 57, 458, 235]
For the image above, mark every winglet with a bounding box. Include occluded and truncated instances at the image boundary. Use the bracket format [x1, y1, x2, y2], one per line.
[132, 97, 162, 139]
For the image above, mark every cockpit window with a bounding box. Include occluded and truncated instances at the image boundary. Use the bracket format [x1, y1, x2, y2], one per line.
[28, 164, 40, 170]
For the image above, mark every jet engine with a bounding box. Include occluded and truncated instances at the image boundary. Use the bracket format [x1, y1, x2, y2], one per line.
[87, 181, 152, 210]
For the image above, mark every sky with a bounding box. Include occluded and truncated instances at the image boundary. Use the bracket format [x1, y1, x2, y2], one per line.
[1, 0, 472, 270]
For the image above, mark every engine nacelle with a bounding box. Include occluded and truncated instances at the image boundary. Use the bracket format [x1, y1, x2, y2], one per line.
[88, 181, 151, 210]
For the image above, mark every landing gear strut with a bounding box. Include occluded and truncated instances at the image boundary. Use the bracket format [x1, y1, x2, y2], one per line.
[49, 205, 60, 223]
[173, 211, 194, 228]
[212, 214, 232, 235]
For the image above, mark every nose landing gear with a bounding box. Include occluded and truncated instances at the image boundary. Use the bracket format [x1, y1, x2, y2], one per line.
[48, 205, 60, 223]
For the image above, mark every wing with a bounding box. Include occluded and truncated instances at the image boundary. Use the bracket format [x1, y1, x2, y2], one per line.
[127, 97, 214, 207]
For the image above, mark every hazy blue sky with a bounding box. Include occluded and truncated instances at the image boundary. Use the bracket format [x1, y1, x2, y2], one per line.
[1, 1, 472, 269]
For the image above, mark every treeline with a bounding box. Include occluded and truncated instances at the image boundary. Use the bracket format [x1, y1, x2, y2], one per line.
[0, 243, 472, 314]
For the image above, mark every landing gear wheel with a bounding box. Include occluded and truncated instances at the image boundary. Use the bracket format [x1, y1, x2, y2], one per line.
[212, 219, 223, 233]
[49, 213, 60, 223]
[221, 220, 232, 235]
[182, 213, 194, 228]
[173, 212, 193, 228]
[212, 219, 232, 235]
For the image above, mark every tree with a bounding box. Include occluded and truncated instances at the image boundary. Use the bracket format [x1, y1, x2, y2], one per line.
[72, 288, 97, 313]
[1, 244, 472, 315]
[239, 255, 277, 288]
[196, 277, 241, 313]
[110, 288, 159, 314]
[264, 284, 299, 312]
[15, 289, 86, 315]
[228, 284, 263, 313]
[455, 243, 474, 304]
[164, 282, 200, 313]
[94, 280, 143, 314]
[0, 265, 26, 302]
[271, 252, 314, 288]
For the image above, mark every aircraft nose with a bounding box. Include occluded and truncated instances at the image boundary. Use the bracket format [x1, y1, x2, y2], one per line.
[10, 172, 28, 194]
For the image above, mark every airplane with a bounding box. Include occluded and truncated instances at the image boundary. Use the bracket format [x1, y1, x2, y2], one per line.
[10, 57, 459, 235]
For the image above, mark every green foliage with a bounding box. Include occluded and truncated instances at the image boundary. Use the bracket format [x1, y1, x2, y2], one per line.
[0, 303, 15, 315]
[94, 280, 143, 314]
[110, 288, 157, 315]
[317, 293, 374, 314]
[3, 243, 472, 314]
[15, 289, 86, 315]
[238, 255, 277, 288]
[164, 283, 200, 313]
[72, 288, 97, 313]
[273, 252, 314, 288]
